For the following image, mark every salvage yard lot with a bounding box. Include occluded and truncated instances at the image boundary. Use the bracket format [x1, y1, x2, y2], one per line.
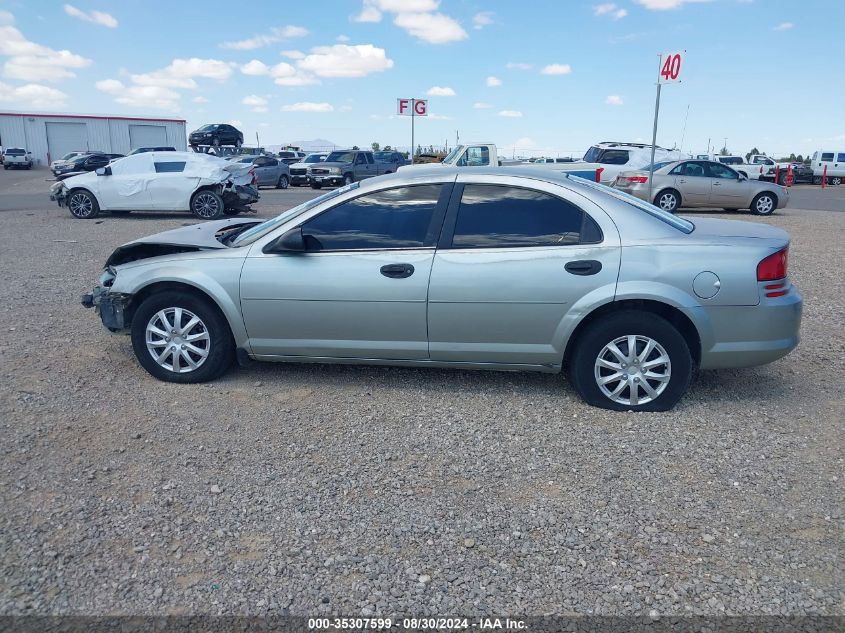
[0, 168, 842, 615]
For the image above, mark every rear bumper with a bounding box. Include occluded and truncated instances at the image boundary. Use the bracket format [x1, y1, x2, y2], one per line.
[699, 287, 802, 369]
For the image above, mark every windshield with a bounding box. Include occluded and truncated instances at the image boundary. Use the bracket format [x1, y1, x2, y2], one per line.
[567, 176, 694, 234]
[198, 124, 218, 132]
[231, 182, 361, 247]
[304, 154, 325, 163]
[583, 146, 602, 162]
[325, 151, 355, 163]
[61, 152, 82, 160]
[441, 146, 463, 164]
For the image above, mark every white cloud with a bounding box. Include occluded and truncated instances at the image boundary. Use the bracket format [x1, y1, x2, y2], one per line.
[473, 102, 493, 109]
[393, 12, 467, 44]
[243, 94, 269, 112]
[221, 25, 309, 50]
[498, 110, 522, 117]
[96, 79, 180, 110]
[506, 62, 532, 70]
[0, 10, 14, 25]
[282, 102, 334, 112]
[131, 58, 234, 89]
[336, 34, 350, 42]
[605, 95, 624, 105]
[486, 76, 502, 87]
[473, 11, 494, 29]
[338, 104, 353, 112]
[427, 85, 455, 96]
[63, 4, 118, 27]
[0, 24, 91, 82]
[192, 95, 208, 104]
[635, 0, 710, 9]
[352, 5, 383, 22]
[281, 49, 305, 59]
[774, 22, 793, 31]
[241, 59, 270, 76]
[0, 80, 67, 108]
[593, 3, 628, 19]
[541, 63, 572, 75]
[298, 44, 393, 77]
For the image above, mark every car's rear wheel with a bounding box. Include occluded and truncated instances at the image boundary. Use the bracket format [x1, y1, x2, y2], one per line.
[654, 189, 680, 213]
[831, 177, 842, 186]
[236, 139, 243, 149]
[750, 192, 777, 215]
[311, 182, 322, 189]
[212, 137, 220, 148]
[68, 190, 100, 219]
[276, 174, 289, 189]
[130, 291, 234, 384]
[569, 310, 693, 412]
[191, 190, 224, 220]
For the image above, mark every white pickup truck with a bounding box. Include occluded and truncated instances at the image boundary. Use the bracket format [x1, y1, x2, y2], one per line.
[402, 143, 602, 180]
[3, 147, 33, 170]
[409, 142, 686, 185]
[698, 154, 779, 181]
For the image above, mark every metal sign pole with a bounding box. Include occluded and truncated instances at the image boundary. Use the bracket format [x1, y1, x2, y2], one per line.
[647, 55, 663, 204]
[411, 99, 415, 164]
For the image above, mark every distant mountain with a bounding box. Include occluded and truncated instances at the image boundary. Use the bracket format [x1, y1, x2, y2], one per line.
[265, 139, 340, 153]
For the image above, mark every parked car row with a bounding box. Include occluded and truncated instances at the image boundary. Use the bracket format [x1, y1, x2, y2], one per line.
[51, 151, 124, 179]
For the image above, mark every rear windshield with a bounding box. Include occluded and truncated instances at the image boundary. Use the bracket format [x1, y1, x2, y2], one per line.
[583, 146, 602, 162]
[197, 125, 218, 131]
[5, 149, 25, 155]
[568, 176, 695, 234]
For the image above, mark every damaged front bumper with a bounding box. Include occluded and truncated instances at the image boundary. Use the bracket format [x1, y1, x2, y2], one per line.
[50, 182, 68, 207]
[81, 284, 132, 333]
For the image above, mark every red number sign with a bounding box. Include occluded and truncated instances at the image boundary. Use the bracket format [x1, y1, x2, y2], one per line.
[659, 52, 683, 83]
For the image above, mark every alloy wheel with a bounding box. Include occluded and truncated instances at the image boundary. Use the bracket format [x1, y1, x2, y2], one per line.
[145, 307, 210, 374]
[69, 193, 94, 218]
[594, 335, 671, 406]
[192, 192, 220, 218]
[756, 195, 774, 214]
[658, 192, 677, 212]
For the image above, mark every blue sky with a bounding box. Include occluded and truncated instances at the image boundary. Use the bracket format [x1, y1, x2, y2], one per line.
[0, 0, 842, 157]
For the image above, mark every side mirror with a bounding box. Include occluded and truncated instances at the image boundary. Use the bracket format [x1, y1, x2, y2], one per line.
[263, 227, 305, 254]
[95, 166, 111, 176]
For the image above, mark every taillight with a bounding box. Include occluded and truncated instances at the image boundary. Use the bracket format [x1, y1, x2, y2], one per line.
[619, 175, 648, 184]
[757, 248, 788, 291]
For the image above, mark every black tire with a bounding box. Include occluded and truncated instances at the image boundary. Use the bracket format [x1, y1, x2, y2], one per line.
[26, 164, 32, 170]
[311, 182, 322, 189]
[190, 190, 224, 220]
[67, 189, 100, 219]
[653, 189, 680, 213]
[569, 310, 693, 412]
[343, 173, 354, 186]
[110, 210, 132, 215]
[276, 174, 289, 189]
[831, 177, 842, 186]
[212, 137, 220, 147]
[130, 290, 234, 384]
[3, 165, 7, 170]
[813, 176, 822, 185]
[750, 191, 777, 216]
[778, 172, 789, 186]
[235, 138, 243, 149]
[222, 208, 242, 216]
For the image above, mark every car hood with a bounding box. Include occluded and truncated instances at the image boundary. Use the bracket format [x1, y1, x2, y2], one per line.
[105, 218, 262, 267]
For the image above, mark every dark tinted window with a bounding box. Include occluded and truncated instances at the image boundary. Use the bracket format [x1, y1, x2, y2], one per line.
[452, 185, 598, 249]
[302, 185, 442, 251]
[366, 153, 374, 164]
[837, 153, 845, 162]
[5, 149, 25, 155]
[598, 150, 629, 165]
[671, 161, 707, 177]
[154, 161, 186, 173]
[708, 163, 739, 179]
[821, 153, 834, 162]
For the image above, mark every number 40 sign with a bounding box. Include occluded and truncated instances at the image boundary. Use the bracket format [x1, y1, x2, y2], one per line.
[658, 51, 684, 83]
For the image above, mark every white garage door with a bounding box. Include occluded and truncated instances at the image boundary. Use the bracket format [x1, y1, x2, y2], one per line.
[128, 124, 168, 150]
[46, 122, 88, 162]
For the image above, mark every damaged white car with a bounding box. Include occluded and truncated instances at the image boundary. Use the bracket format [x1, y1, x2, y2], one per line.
[50, 151, 260, 220]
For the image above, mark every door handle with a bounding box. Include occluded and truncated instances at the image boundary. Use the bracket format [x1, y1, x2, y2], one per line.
[380, 263, 415, 279]
[678, 179, 686, 183]
[713, 182, 721, 186]
[565, 260, 602, 276]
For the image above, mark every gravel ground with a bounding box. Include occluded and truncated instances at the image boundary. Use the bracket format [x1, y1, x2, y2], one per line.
[0, 186, 843, 617]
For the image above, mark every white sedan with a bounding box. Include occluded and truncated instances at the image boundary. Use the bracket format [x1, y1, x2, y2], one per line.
[49, 151, 259, 220]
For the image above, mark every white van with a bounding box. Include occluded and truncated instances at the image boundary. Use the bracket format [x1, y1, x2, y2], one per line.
[811, 150, 845, 185]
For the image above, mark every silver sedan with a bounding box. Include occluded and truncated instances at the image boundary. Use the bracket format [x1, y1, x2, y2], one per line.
[613, 159, 788, 215]
[81, 167, 802, 411]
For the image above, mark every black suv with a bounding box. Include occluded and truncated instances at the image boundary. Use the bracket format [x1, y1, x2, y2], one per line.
[189, 124, 244, 149]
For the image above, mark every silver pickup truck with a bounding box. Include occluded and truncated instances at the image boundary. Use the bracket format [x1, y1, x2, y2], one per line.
[308, 150, 394, 188]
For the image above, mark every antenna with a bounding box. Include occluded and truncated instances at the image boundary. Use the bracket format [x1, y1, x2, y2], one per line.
[679, 104, 690, 153]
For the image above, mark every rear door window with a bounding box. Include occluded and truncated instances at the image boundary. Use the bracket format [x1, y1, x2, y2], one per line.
[450, 184, 600, 249]
[154, 161, 187, 173]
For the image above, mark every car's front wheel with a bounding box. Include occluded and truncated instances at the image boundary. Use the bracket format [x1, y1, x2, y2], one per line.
[191, 190, 224, 220]
[68, 189, 100, 219]
[343, 173, 354, 186]
[569, 310, 693, 412]
[831, 176, 842, 186]
[276, 174, 289, 189]
[131, 291, 234, 383]
[311, 182, 322, 189]
[750, 192, 777, 215]
[654, 189, 680, 213]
